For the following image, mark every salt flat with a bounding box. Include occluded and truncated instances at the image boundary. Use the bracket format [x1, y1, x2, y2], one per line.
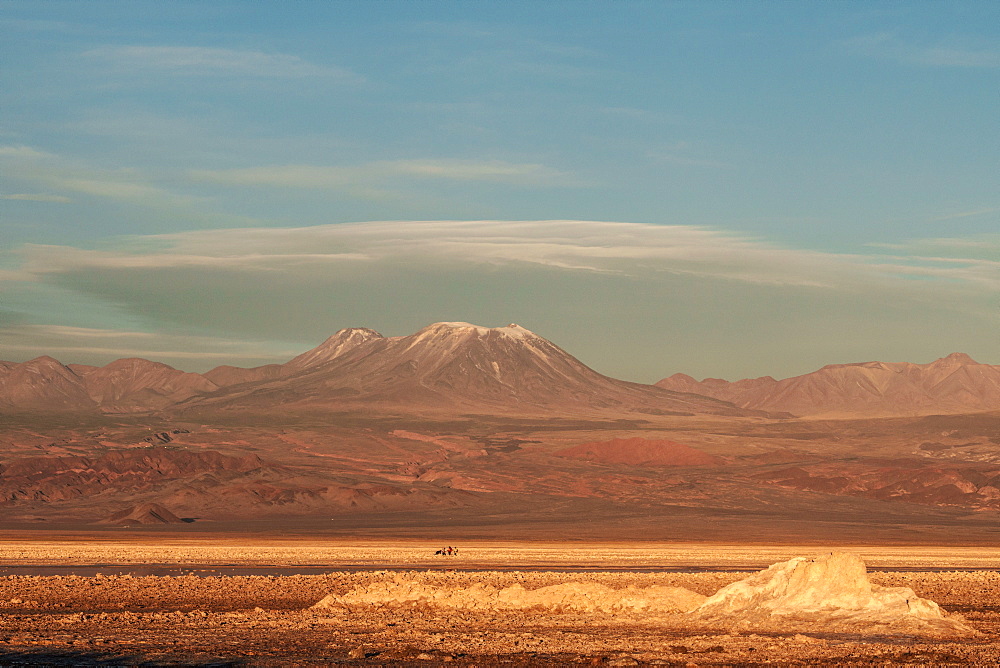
[3, 538, 1000, 571]
[1, 540, 999, 664]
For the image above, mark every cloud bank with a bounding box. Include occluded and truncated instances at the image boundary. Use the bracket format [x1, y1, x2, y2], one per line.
[3, 220, 997, 381]
[17, 219, 996, 289]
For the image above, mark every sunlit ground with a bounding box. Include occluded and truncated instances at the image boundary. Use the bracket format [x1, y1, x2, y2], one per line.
[2, 539, 1000, 665]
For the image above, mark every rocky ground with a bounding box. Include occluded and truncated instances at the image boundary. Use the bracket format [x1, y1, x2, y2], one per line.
[7, 412, 1000, 547]
[1, 567, 999, 666]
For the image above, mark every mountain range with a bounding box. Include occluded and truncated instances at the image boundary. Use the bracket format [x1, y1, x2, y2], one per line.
[0, 322, 751, 418]
[656, 352, 1000, 418]
[3, 323, 1000, 537]
[2, 322, 998, 419]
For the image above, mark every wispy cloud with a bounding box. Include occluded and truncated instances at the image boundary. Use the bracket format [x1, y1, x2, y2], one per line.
[14, 325, 157, 339]
[0, 144, 184, 205]
[0, 144, 252, 224]
[869, 234, 1000, 267]
[82, 45, 361, 80]
[0, 17, 76, 33]
[2, 193, 72, 203]
[600, 107, 686, 125]
[0, 269, 28, 282]
[646, 151, 733, 169]
[848, 33, 1000, 68]
[870, 233, 1000, 250]
[0, 146, 56, 159]
[391, 159, 567, 181]
[16, 220, 996, 291]
[20, 244, 370, 273]
[191, 159, 576, 189]
[929, 207, 1000, 222]
[0, 325, 296, 364]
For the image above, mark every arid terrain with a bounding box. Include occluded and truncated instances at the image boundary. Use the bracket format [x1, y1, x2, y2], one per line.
[3, 409, 1000, 546]
[1, 540, 999, 665]
[656, 352, 1000, 419]
[3, 323, 1000, 663]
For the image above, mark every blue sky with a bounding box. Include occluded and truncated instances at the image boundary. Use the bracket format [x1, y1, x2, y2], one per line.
[1, 0, 998, 382]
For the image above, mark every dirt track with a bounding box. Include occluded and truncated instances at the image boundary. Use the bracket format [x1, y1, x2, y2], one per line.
[1, 541, 999, 665]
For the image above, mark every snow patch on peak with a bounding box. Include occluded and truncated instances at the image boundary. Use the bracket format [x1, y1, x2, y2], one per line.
[431, 321, 485, 331]
[500, 323, 537, 339]
[422, 322, 539, 339]
[934, 352, 978, 365]
[333, 327, 383, 339]
[285, 327, 383, 370]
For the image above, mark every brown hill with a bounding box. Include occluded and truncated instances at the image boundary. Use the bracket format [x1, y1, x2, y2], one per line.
[0, 356, 97, 412]
[657, 353, 1000, 418]
[0, 447, 271, 504]
[181, 322, 756, 418]
[752, 458, 1000, 511]
[555, 437, 722, 467]
[201, 328, 383, 388]
[0, 444, 479, 521]
[0, 356, 218, 414]
[77, 358, 219, 412]
[100, 502, 186, 525]
[202, 363, 284, 387]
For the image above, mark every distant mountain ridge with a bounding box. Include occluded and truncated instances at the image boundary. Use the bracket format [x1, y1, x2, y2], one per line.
[0, 355, 220, 414]
[202, 327, 383, 387]
[0, 322, 754, 418]
[178, 322, 753, 418]
[656, 352, 1000, 418]
[5, 326, 993, 418]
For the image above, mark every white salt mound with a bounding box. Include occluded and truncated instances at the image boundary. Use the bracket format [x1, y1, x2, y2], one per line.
[310, 554, 973, 636]
[694, 552, 973, 635]
[312, 577, 705, 614]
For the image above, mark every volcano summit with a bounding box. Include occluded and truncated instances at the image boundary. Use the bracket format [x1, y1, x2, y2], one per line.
[1, 322, 756, 419]
[180, 322, 754, 418]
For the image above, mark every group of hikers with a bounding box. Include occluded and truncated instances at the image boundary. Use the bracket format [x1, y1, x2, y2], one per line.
[434, 546, 459, 556]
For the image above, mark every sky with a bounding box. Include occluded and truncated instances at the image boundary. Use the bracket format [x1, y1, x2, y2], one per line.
[1, 0, 998, 383]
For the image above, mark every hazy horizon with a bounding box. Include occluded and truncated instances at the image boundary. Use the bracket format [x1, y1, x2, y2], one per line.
[0, 315, 992, 386]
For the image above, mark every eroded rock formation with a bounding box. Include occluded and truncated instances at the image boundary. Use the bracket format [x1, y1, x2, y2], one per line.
[693, 552, 973, 635]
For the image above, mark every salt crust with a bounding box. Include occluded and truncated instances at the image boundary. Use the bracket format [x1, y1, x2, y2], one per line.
[694, 552, 973, 634]
[313, 577, 706, 614]
[313, 553, 975, 636]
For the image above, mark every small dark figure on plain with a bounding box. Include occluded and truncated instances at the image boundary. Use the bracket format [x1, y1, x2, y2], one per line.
[446, 546, 453, 556]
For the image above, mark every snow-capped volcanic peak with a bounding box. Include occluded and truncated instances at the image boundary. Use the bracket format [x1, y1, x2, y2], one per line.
[499, 323, 536, 339]
[285, 327, 384, 370]
[931, 352, 979, 366]
[333, 327, 384, 344]
[400, 322, 551, 362]
[416, 322, 540, 340]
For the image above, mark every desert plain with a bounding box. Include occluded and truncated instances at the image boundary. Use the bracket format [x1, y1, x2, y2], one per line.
[1, 538, 1000, 665]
